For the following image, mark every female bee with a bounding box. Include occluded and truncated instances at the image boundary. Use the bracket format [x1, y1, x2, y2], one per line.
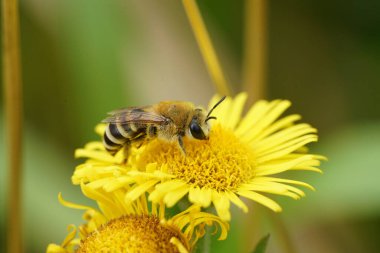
[102, 96, 225, 155]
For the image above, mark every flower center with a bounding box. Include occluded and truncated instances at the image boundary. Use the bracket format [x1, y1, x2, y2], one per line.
[77, 215, 188, 253]
[136, 124, 255, 191]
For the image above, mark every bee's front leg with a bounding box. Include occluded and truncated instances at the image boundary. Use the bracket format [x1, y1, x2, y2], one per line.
[177, 135, 186, 156]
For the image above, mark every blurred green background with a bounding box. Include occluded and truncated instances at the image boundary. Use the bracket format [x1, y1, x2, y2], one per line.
[1, 0, 380, 252]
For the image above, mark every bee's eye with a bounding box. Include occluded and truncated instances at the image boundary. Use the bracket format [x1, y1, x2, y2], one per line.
[190, 121, 206, 140]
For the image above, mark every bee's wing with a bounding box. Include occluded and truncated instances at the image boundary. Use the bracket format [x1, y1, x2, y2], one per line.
[106, 106, 150, 115]
[102, 107, 168, 124]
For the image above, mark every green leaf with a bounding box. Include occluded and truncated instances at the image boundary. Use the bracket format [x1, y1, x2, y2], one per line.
[251, 234, 270, 253]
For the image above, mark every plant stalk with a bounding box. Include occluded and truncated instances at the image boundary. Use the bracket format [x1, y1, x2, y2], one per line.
[182, 0, 231, 96]
[2, 0, 23, 252]
[268, 211, 298, 253]
[242, 0, 267, 103]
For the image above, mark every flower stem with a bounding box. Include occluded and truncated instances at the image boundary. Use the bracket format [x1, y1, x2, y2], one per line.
[242, 0, 267, 103]
[268, 212, 298, 253]
[2, 0, 23, 252]
[241, 0, 268, 248]
[200, 225, 211, 253]
[182, 0, 231, 96]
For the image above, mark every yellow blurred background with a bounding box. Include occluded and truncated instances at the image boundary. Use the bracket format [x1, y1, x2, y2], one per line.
[1, 0, 380, 252]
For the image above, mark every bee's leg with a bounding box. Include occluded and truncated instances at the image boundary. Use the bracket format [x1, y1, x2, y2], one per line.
[135, 141, 145, 149]
[133, 133, 147, 149]
[177, 135, 186, 156]
[132, 125, 156, 149]
[123, 140, 131, 160]
[147, 125, 157, 138]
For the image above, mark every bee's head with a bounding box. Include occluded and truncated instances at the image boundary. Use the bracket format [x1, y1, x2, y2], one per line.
[188, 96, 226, 140]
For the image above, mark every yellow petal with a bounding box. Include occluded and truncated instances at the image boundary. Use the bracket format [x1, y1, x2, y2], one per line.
[103, 176, 135, 192]
[255, 154, 316, 176]
[74, 149, 115, 163]
[237, 190, 282, 212]
[238, 100, 291, 142]
[61, 225, 77, 247]
[86, 178, 115, 190]
[149, 180, 188, 202]
[212, 191, 231, 220]
[239, 183, 301, 199]
[225, 191, 248, 213]
[125, 179, 159, 202]
[256, 137, 318, 164]
[58, 193, 93, 211]
[223, 93, 247, 129]
[95, 123, 106, 136]
[170, 237, 189, 253]
[84, 141, 104, 150]
[252, 124, 317, 152]
[189, 187, 212, 208]
[80, 183, 121, 217]
[46, 244, 67, 253]
[254, 177, 315, 191]
[213, 97, 232, 125]
[164, 185, 190, 207]
[235, 100, 270, 136]
[252, 114, 301, 141]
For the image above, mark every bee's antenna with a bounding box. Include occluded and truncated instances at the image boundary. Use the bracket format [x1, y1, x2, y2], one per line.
[205, 116, 217, 122]
[205, 96, 226, 121]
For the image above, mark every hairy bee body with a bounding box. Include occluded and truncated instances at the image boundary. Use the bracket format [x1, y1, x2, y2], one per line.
[102, 97, 225, 155]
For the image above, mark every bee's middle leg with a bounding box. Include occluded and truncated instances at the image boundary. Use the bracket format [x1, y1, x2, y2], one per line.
[123, 140, 131, 160]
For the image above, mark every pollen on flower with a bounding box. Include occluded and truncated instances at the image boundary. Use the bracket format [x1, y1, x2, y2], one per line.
[77, 214, 189, 253]
[136, 124, 255, 191]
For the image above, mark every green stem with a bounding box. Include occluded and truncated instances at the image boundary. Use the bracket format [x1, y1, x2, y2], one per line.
[242, 0, 267, 103]
[199, 222, 211, 253]
[268, 211, 298, 253]
[2, 0, 23, 252]
[182, 0, 231, 96]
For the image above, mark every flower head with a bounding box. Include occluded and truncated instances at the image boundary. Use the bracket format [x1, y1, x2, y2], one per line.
[73, 93, 325, 221]
[46, 185, 228, 253]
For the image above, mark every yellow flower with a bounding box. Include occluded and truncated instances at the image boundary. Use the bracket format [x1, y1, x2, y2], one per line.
[73, 93, 325, 221]
[46, 186, 228, 253]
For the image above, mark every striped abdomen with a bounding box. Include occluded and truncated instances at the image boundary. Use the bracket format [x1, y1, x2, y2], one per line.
[103, 123, 157, 154]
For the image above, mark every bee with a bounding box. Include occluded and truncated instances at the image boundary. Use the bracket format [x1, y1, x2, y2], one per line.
[102, 96, 226, 155]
